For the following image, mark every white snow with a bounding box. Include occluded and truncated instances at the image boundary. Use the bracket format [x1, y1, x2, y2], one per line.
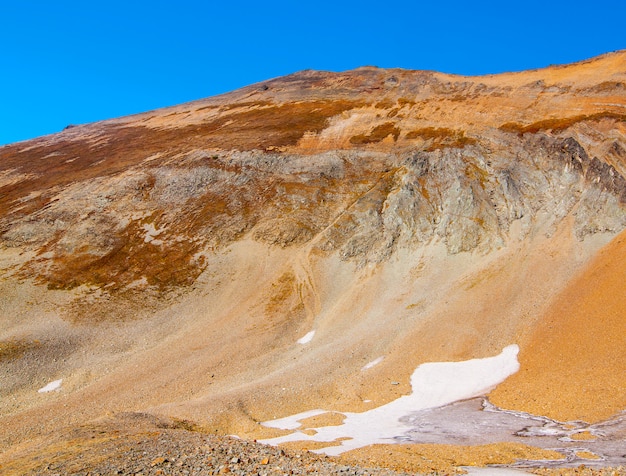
[260, 345, 520, 455]
[297, 330, 315, 344]
[262, 409, 328, 430]
[38, 379, 63, 393]
[462, 468, 532, 475]
[361, 356, 384, 371]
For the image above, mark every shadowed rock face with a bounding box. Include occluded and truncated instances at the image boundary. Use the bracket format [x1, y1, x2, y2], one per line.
[1, 51, 626, 472]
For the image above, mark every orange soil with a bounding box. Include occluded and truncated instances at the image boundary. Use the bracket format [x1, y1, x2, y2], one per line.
[490, 228, 626, 423]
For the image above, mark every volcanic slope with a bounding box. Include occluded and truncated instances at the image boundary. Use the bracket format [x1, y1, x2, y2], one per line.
[1, 51, 626, 473]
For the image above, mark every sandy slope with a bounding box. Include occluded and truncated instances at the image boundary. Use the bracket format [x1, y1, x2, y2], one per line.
[491, 227, 626, 423]
[0, 224, 621, 471]
[0, 222, 612, 442]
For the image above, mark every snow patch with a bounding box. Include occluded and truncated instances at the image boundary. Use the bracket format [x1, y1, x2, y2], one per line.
[260, 345, 520, 455]
[38, 379, 62, 393]
[297, 330, 315, 344]
[362, 356, 384, 371]
[262, 409, 327, 430]
[462, 468, 532, 475]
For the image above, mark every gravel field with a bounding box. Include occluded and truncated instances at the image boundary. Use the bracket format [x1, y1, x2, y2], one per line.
[0, 413, 419, 476]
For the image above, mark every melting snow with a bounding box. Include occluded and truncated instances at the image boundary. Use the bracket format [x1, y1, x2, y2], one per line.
[38, 379, 62, 393]
[260, 345, 520, 455]
[297, 330, 315, 344]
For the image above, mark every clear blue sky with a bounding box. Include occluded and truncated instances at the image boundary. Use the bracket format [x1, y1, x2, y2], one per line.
[1, 1, 624, 146]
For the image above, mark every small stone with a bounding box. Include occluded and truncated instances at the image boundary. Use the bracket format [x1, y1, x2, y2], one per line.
[150, 457, 167, 466]
[260, 457, 270, 465]
[230, 457, 240, 464]
[391, 381, 399, 385]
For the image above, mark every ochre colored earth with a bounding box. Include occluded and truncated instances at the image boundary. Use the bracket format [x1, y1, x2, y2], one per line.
[490, 228, 626, 423]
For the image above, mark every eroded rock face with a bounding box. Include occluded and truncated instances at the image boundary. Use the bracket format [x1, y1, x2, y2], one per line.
[2, 124, 625, 291]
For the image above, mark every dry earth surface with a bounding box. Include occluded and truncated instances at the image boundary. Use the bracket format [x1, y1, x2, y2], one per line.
[1, 51, 626, 474]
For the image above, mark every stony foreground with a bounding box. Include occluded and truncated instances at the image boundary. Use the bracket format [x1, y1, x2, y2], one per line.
[0, 413, 624, 476]
[0, 413, 418, 476]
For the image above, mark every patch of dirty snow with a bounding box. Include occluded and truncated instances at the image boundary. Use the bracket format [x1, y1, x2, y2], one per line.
[362, 356, 384, 371]
[260, 345, 520, 455]
[38, 379, 63, 393]
[297, 330, 315, 344]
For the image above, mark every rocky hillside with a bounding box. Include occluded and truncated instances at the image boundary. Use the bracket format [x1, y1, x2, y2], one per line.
[1, 51, 625, 473]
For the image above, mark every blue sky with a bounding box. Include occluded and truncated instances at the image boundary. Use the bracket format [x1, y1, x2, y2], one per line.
[1, 1, 624, 146]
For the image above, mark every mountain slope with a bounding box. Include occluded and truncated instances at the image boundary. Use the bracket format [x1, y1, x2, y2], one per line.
[490, 226, 626, 422]
[1, 51, 626, 472]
